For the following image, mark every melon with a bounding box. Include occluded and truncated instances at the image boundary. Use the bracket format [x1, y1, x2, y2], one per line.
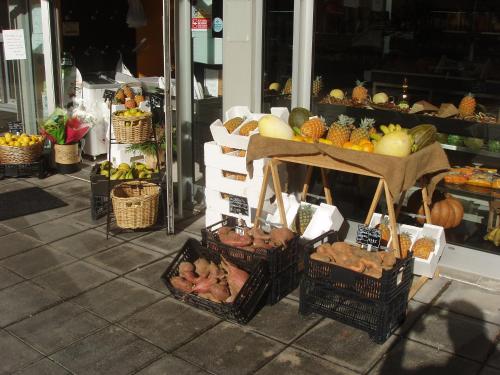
[258, 115, 294, 140]
[288, 107, 311, 129]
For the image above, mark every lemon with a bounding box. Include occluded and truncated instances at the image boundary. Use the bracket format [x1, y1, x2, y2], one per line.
[28, 141, 35, 146]
[8, 141, 14, 146]
[4, 133, 12, 141]
[0, 139, 6, 145]
[13, 141, 21, 147]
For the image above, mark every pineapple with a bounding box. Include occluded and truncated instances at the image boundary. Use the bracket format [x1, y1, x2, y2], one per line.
[411, 237, 435, 259]
[458, 93, 476, 118]
[376, 218, 391, 244]
[312, 76, 323, 97]
[223, 117, 245, 134]
[399, 233, 412, 257]
[135, 95, 145, 106]
[326, 114, 354, 147]
[122, 85, 134, 98]
[296, 204, 315, 235]
[352, 80, 368, 103]
[283, 78, 292, 95]
[350, 117, 375, 144]
[115, 89, 125, 103]
[301, 117, 326, 140]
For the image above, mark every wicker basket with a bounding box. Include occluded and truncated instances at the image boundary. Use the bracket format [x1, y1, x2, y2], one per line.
[112, 111, 153, 144]
[0, 143, 43, 164]
[111, 181, 160, 229]
[54, 143, 80, 165]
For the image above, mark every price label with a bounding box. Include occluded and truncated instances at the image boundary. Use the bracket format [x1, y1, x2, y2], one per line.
[8, 121, 24, 135]
[102, 89, 115, 101]
[229, 195, 249, 216]
[149, 93, 164, 108]
[356, 224, 381, 249]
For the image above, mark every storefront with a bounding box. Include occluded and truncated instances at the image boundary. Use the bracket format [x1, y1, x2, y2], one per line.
[2, 0, 499, 276]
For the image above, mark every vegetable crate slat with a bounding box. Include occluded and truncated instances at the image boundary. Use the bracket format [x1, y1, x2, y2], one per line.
[161, 239, 269, 324]
[304, 231, 414, 302]
[299, 276, 409, 344]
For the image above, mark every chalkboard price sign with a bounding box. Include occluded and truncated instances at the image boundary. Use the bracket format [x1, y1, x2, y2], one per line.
[356, 224, 381, 249]
[229, 195, 249, 216]
[8, 121, 24, 135]
[102, 89, 115, 101]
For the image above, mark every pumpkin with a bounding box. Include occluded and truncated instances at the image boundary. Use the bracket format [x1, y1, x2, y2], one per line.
[407, 189, 464, 229]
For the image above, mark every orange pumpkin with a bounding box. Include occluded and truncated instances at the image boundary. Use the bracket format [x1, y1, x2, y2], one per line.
[408, 190, 464, 229]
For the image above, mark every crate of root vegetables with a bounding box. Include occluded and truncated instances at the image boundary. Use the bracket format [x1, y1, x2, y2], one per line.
[201, 218, 300, 275]
[304, 231, 414, 302]
[161, 238, 269, 324]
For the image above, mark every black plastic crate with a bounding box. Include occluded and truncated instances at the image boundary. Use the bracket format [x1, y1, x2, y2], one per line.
[201, 218, 301, 276]
[91, 194, 108, 221]
[266, 262, 302, 305]
[299, 276, 409, 343]
[161, 238, 269, 324]
[0, 157, 48, 179]
[303, 231, 414, 302]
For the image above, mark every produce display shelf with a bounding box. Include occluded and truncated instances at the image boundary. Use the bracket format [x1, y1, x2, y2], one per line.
[440, 183, 499, 202]
[440, 143, 500, 158]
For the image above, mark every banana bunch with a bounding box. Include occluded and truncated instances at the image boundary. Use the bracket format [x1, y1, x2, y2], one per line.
[484, 227, 500, 247]
[380, 123, 406, 135]
[98, 161, 154, 180]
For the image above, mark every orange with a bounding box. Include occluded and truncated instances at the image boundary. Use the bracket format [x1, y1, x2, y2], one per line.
[342, 141, 354, 149]
[319, 138, 333, 145]
[351, 145, 363, 151]
[292, 135, 305, 142]
[361, 143, 374, 152]
[358, 139, 371, 146]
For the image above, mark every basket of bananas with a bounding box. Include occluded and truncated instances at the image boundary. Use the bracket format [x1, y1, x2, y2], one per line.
[0, 132, 44, 164]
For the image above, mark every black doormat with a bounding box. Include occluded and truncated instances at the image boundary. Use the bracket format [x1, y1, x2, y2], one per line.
[0, 187, 68, 221]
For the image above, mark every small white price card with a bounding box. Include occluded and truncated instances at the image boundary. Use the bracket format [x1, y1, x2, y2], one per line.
[2, 29, 27, 60]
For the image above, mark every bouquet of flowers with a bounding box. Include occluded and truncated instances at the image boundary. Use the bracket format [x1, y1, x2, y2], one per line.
[40, 108, 91, 145]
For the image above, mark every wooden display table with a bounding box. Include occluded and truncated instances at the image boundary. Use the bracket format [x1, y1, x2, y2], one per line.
[247, 136, 451, 299]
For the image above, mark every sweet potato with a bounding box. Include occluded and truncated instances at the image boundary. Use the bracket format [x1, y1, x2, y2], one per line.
[270, 227, 295, 247]
[194, 258, 210, 277]
[209, 283, 230, 302]
[310, 252, 331, 263]
[221, 257, 249, 297]
[179, 261, 194, 274]
[192, 276, 217, 293]
[170, 276, 193, 293]
[180, 271, 197, 283]
[247, 227, 271, 241]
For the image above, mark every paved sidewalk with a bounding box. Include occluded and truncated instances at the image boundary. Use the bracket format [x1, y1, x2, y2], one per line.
[0, 170, 499, 374]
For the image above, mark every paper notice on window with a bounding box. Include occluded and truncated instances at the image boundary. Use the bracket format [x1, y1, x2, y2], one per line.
[2, 29, 27, 60]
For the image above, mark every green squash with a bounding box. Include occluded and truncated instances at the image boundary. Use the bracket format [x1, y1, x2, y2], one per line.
[288, 107, 311, 129]
[447, 134, 464, 146]
[408, 124, 437, 152]
[488, 140, 500, 153]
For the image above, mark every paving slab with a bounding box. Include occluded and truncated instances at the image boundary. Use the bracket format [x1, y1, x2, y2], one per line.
[286, 287, 300, 301]
[96, 224, 151, 240]
[32, 261, 117, 299]
[293, 318, 397, 373]
[256, 347, 357, 375]
[19, 217, 89, 243]
[85, 243, 163, 275]
[175, 214, 205, 235]
[0, 180, 33, 193]
[8, 302, 108, 355]
[440, 266, 482, 284]
[0, 223, 14, 236]
[12, 358, 71, 375]
[132, 230, 199, 254]
[487, 342, 500, 369]
[0, 330, 43, 374]
[65, 208, 106, 228]
[435, 281, 500, 325]
[26, 174, 72, 188]
[368, 338, 482, 374]
[120, 297, 220, 351]
[136, 354, 209, 374]
[49, 229, 124, 259]
[0, 281, 61, 327]
[0, 232, 44, 259]
[407, 306, 500, 362]
[44, 179, 90, 198]
[125, 257, 172, 294]
[0, 266, 24, 290]
[482, 367, 500, 375]
[72, 278, 164, 322]
[412, 276, 449, 304]
[395, 299, 428, 336]
[50, 325, 163, 375]
[175, 321, 285, 375]
[477, 277, 500, 293]
[0, 245, 75, 279]
[246, 298, 321, 344]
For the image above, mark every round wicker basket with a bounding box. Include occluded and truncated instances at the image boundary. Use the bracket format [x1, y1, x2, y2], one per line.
[111, 112, 153, 144]
[54, 143, 80, 165]
[0, 142, 43, 164]
[111, 181, 160, 229]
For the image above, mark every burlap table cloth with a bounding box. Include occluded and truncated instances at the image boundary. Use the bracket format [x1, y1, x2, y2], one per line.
[246, 135, 450, 199]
